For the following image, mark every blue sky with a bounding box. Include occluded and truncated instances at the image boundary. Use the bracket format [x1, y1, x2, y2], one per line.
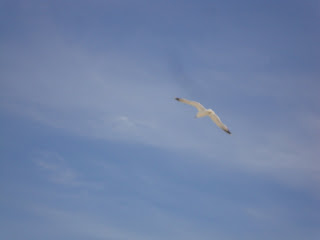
[1, 0, 319, 239]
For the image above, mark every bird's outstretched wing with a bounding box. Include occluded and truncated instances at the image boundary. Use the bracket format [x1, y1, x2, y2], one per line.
[209, 112, 231, 134]
[175, 97, 206, 112]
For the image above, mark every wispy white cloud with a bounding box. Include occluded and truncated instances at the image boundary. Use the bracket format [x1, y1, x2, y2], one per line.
[33, 151, 102, 190]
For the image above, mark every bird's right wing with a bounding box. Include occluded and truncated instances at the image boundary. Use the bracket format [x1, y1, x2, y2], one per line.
[175, 98, 206, 111]
[209, 112, 231, 134]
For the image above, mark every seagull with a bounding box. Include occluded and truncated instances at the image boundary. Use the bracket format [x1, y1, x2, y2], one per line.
[175, 97, 231, 134]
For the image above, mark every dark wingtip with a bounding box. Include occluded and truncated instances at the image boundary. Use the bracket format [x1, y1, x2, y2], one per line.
[225, 129, 232, 134]
[175, 97, 180, 101]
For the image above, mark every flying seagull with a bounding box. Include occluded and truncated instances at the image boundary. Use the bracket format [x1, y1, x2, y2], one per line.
[175, 97, 231, 134]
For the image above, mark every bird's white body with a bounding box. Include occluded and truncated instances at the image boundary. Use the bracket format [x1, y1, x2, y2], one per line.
[175, 97, 231, 134]
[196, 109, 214, 118]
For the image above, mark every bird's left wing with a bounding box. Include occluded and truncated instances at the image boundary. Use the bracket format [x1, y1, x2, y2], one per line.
[209, 112, 231, 134]
[175, 97, 206, 112]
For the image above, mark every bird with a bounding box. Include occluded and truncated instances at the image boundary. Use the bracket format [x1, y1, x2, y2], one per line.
[175, 97, 231, 134]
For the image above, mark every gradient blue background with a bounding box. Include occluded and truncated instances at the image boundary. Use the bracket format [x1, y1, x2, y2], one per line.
[1, 0, 319, 239]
